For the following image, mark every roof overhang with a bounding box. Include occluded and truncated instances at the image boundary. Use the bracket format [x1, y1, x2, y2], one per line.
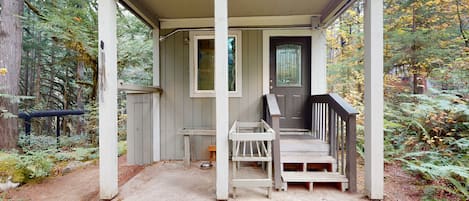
[120, 0, 356, 29]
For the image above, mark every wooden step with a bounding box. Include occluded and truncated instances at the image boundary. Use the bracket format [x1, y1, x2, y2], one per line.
[282, 172, 348, 182]
[281, 172, 348, 192]
[281, 154, 335, 164]
[280, 128, 310, 132]
[280, 138, 329, 153]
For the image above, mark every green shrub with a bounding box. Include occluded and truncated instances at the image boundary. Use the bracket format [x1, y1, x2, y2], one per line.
[383, 90, 469, 199]
[17, 150, 54, 180]
[0, 152, 29, 183]
[118, 141, 127, 156]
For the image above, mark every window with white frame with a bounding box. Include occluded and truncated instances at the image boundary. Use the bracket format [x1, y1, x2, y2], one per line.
[189, 31, 242, 97]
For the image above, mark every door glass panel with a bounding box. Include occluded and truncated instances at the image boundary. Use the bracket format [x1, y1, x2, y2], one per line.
[276, 44, 302, 87]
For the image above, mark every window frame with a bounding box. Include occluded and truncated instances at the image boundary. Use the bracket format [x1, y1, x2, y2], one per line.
[189, 30, 242, 98]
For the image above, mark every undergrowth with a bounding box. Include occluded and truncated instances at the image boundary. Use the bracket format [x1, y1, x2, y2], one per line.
[384, 90, 469, 200]
[0, 138, 127, 186]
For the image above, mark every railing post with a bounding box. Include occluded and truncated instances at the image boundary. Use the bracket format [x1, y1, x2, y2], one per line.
[328, 105, 334, 157]
[346, 115, 357, 192]
[271, 115, 282, 190]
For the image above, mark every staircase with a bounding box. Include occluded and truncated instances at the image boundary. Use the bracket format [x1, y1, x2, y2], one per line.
[264, 94, 358, 193]
[279, 133, 348, 191]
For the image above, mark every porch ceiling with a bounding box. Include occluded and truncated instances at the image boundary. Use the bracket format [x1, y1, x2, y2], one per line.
[122, 0, 353, 28]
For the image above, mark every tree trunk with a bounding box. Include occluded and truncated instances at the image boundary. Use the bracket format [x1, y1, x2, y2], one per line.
[0, 0, 24, 149]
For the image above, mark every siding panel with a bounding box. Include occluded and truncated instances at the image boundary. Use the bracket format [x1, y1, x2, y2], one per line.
[160, 30, 263, 160]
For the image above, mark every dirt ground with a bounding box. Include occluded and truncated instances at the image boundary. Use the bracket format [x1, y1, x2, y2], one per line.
[2, 158, 423, 201]
[2, 155, 144, 201]
[356, 160, 423, 201]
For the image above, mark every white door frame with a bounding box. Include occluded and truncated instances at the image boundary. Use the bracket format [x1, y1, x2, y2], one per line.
[262, 29, 327, 96]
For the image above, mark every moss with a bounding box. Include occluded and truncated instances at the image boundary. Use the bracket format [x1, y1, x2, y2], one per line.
[0, 156, 29, 183]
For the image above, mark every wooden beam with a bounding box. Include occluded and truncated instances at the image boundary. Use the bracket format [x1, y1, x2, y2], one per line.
[364, 0, 384, 199]
[214, 0, 229, 199]
[152, 28, 161, 162]
[98, 0, 118, 199]
[119, 0, 159, 28]
[160, 15, 319, 29]
[320, 0, 357, 26]
[118, 81, 162, 93]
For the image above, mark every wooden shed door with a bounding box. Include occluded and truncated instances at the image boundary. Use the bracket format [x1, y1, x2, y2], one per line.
[270, 37, 311, 129]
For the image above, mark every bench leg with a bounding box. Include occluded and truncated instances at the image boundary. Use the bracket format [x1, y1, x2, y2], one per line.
[341, 182, 348, 192]
[267, 187, 272, 198]
[233, 187, 237, 199]
[184, 135, 190, 167]
[309, 182, 314, 192]
[282, 182, 288, 191]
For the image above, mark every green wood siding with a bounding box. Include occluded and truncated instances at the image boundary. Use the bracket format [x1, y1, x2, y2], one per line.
[160, 30, 263, 160]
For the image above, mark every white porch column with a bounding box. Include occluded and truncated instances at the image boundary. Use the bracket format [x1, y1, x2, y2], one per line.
[364, 0, 384, 200]
[98, 0, 118, 199]
[152, 28, 161, 162]
[214, 0, 229, 199]
[311, 29, 327, 95]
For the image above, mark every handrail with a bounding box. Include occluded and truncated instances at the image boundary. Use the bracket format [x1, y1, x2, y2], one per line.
[265, 94, 281, 117]
[311, 93, 358, 193]
[263, 94, 282, 190]
[310, 93, 358, 116]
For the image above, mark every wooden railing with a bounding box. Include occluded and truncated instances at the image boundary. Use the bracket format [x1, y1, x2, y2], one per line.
[263, 94, 282, 190]
[311, 93, 358, 192]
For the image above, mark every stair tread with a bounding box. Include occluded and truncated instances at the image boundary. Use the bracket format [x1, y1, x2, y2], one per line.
[282, 172, 348, 183]
[280, 128, 310, 132]
[281, 155, 335, 163]
[280, 138, 329, 153]
[280, 135, 318, 140]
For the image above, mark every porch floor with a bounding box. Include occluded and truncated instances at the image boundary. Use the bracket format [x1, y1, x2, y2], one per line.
[114, 161, 365, 201]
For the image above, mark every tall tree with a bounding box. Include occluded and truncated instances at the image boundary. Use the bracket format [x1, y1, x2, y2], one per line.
[0, 0, 24, 149]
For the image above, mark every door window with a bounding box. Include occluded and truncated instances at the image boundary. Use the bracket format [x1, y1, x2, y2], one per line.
[276, 44, 302, 87]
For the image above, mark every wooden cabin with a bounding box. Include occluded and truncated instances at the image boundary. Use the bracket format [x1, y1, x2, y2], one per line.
[97, 0, 385, 200]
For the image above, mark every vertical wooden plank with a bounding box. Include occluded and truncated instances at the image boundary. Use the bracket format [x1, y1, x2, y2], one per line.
[152, 28, 161, 162]
[175, 32, 185, 159]
[364, 0, 384, 199]
[249, 31, 258, 122]
[214, 0, 229, 198]
[165, 31, 176, 159]
[127, 95, 135, 164]
[160, 30, 168, 160]
[135, 95, 143, 164]
[143, 94, 152, 164]
[182, 31, 196, 160]
[98, 0, 118, 198]
[256, 31, 263, 120]
[239, 31, 250, 121]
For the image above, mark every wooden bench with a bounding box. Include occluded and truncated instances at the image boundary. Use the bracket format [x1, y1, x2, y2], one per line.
[178, 128, 216, 167]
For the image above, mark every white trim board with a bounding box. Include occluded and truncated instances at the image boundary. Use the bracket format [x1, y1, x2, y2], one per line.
[262, 29, 327, 96]
[188, 30, 243, 98]
[160, 15, 319, 29]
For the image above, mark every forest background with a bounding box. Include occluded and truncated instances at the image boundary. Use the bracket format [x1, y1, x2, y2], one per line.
[0, 0, 468, 200]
